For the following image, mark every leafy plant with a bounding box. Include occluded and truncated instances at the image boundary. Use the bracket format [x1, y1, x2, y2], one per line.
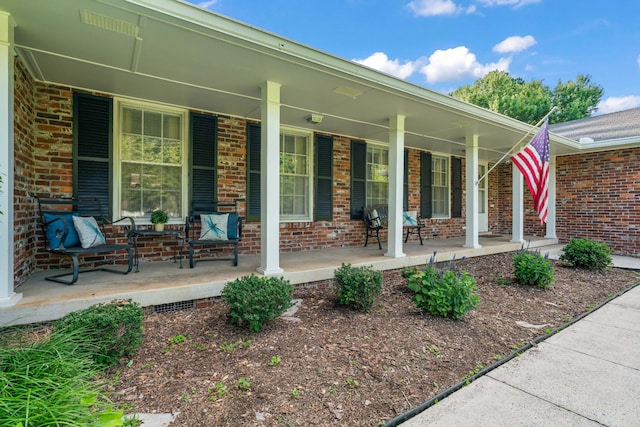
[0, 326, 114, 426]
[220, 341, 237, 352]
[169, 334, 187, 345]
[559, 238, 613, 271]
[334, 263, 383, 311]
[512, 249, 554, 289]
[269, 355, 282, 366]
[406, 254, 480, 320]
[221, 275, 294, 332]
[54, 299, 144, 367]
[235, 377, 250, 391]
[209, 381, 227, 400]
[150, 209, 169, 224]
[344, 378, 359, 389]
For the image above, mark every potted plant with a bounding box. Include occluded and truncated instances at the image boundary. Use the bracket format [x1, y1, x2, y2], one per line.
[150, 209, 169, 231]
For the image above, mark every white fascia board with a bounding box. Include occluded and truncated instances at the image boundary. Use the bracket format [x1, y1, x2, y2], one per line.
[577, 136, 640, 152]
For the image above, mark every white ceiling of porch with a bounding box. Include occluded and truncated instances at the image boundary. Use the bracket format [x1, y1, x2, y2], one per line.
[1, 0, 582, 162]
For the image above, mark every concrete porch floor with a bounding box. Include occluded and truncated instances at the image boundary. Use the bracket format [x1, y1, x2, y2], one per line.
[2, 235, 558, 327]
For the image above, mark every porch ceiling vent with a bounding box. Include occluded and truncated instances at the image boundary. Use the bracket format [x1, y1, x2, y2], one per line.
[80, 9, 139, 37]
[333, 86, 363, 99]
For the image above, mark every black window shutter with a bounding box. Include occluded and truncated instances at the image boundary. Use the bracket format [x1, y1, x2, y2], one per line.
[246, 122, 261, 222]
[73, 92, 112, 218]
[314, 134, 333, 221]
[403, 149, 409, 211]
[190, 113, 218, 208]
[451, 157, 463, 218]
[420, 152, 432, 218]
[350, 140, 366, 219]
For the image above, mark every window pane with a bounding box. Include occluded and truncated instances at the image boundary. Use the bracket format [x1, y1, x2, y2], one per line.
[163, 114, 181, 140]
[121, 135, 142, 162]
[366, 146, 389, 207]
[119, 104, 184, 220]
[122, 107, 141, 134]
[164, 140, 182, 164]
[432, 156, 449, 217]
[279, 132, 310, 218]
[280, 153, 295, 174]
[144, 111, 162, 137]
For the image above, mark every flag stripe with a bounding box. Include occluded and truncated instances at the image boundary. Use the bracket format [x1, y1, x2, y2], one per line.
[511, 120, 550, 224]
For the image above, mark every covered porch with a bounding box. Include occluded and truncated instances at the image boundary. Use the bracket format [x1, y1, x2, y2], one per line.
[1, 235, 557, 327]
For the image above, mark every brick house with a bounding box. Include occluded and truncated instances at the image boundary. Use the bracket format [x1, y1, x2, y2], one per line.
[0, 0, 638, 309]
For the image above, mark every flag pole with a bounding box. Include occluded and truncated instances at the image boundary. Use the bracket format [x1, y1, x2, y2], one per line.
[476, 106, 558, 185]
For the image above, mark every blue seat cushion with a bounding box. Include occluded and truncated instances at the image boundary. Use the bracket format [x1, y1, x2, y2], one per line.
[44, 212, 81, 249]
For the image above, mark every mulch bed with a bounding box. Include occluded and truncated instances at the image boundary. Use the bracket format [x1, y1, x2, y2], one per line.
[103, 252, 639, 426]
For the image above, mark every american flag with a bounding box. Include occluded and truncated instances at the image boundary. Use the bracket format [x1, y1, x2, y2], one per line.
[511, 119, 550, 224]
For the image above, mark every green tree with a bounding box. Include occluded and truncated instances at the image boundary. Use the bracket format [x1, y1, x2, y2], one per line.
[550, 74, 603, 123]
[452, 71, 551, 125]
[451, 71, 602, 124]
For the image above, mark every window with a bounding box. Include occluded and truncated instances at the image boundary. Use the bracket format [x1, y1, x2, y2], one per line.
[246, 124, 332, 222]
[432, 155, 449, 218]
[350, 140, 389, 219]
[280, 130, 312, 220]
[115, 102, 187, 221]
[366, 145, 389, 207]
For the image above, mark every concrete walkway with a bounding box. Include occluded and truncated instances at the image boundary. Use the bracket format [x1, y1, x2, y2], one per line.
[395, 253, 640, 427]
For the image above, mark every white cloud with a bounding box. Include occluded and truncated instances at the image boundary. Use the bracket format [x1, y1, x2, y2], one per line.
[353, 52, 417, 79]
[493, 35, 536, 54]
[407, 0, 460, 16]
[597, 96, 640, 114]
[637, 54, 640, 68]
[476, 0, 541, 8]
[195, 0, 219, 9]
[419, 46, 511, 83]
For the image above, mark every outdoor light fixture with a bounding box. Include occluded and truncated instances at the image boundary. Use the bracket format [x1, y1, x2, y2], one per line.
[306, 114, 323, 124]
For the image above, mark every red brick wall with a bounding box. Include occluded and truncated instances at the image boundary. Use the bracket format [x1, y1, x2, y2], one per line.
[13, 59, 38, 287]
[556, 149, 640, 256]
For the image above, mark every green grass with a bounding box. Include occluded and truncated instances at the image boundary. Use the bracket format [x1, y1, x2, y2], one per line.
[0, 326, 116, 426]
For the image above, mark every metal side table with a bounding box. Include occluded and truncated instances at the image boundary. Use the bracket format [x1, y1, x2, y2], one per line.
[129, 228, 184, 272]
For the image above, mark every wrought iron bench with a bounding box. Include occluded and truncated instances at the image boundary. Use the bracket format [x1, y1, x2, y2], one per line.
[37, 196, 135, 284]
[184, 199, 243, 268]
[363, 205, 425, 248]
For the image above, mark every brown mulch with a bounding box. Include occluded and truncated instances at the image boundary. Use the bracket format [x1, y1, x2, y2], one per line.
[104, 252, 639, 426]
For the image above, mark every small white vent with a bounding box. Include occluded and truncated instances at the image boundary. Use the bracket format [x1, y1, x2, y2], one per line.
[80, 9, 139, 37]
[333, 86, 363, 99]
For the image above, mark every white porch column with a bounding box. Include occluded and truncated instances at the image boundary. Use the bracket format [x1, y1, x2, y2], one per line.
[257, 81, 283, 275]
[545, 155, 557, 239]
[511, 163, 525, 243]
[0, 13, 21, 306]
[385, 115, 405, 258]
[464, 134, 480, 248]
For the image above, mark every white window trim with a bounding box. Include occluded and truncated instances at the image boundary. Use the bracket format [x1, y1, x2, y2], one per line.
[431, 152, 451, 220]
[279, 127, 313, 222]
[113, 98, 189, 224]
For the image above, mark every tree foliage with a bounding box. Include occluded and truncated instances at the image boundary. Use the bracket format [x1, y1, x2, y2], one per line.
[451, 71, 603, 124]
[550, 74, 604, 123]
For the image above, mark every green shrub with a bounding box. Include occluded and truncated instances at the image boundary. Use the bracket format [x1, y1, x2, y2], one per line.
[222, 275, 294, 332]
[0, 326, 117, 426]
[407, 255, 480, 320]
[54, 299, 144, 367]
[559, 238, 613, 271]
[334, 263, 383, 311]
[512, 249, 554, 289]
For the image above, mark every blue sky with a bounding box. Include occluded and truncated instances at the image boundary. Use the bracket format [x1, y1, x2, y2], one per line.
[190, 0, 640, 115]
